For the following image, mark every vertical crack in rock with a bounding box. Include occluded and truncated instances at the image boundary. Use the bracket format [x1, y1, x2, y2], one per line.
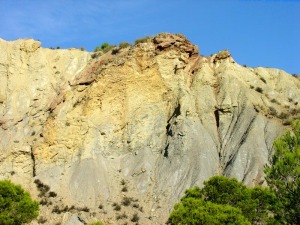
[214, 109, 220, 128]
[164, 103, 181, 157]
[30, 146, 36, 177]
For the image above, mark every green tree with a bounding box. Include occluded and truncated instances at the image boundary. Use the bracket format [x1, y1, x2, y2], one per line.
[169, 197, 250, 225]
[169, 176, 277, 225]
[0, 180, 39, 225]
[264, 120, 300, 224]
[200, 176, 276, 224]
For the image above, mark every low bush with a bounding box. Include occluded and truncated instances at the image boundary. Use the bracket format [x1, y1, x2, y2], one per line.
[131, 213, 140, 222]
[111, 48, 120, 55]
[169, 176, 277, 225]
[37, 216, 47, 224]
[134, 36, 150, 44]
[121, 186, 128, 192]
[112, 203, 121, 211]
[255, 87, 263, 93]
[269, 106, 277, 116]
[119, 42, 131, 49]
[260, 77, 267, 83]
[121, 197, 133, 206]
[116, 212, 128, 220]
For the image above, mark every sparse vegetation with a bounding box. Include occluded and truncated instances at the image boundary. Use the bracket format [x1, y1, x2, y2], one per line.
[278, 112, 288, 119]
[271, 99, 279, 104]
[134, 36, 150, 44]
[37, 216, 47, 224]
[111, 48, 120, 55]
[121, 186, 128, 192]
[34, 179, 50, 197]
[121, 197, 133, 206]
[255, 87, 263, 93]
[48, 191, 57, 198]
[39, 198, 51, 206]
[119, 42, 131, 49]
[116, 212, 128, 220]
[132, 203, 139, 208]
[260, 77, 267, 83]
[131, 213, 140, 222]
[112, 202, 121, 211]
[94, 42, 115, 53]
[269, 106, 277, 116]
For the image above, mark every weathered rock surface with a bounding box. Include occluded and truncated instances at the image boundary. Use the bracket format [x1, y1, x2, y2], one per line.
[0, 33, 299, 224]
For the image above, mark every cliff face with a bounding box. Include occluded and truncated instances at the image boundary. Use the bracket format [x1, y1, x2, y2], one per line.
[0, 34, 299, 224]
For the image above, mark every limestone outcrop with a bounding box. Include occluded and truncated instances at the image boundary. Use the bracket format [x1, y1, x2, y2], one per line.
[0, 34, 299, 225]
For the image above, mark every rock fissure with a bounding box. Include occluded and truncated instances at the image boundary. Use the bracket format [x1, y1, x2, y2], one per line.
[30, 146, 36, 177]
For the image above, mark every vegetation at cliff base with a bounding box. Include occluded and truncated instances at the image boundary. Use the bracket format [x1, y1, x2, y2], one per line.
[169, 120, 300, 225]
[168, 176, 276, 225]
[0, 180, 39, 225]
[169, 197, 250, 225]
[264, 120, 300, 224]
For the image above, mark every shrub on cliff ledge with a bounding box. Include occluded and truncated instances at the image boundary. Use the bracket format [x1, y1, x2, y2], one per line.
[134, 36, 150, 44]
[0, 180, 39, 225]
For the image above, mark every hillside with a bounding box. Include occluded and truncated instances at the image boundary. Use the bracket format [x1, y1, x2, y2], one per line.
[0, 33, 299, 225]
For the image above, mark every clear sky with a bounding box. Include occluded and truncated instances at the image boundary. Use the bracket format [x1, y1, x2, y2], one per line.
[0, 0, 299, 74]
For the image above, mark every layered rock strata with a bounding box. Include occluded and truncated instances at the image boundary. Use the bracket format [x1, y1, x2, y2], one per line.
[0, 34, 299, 224]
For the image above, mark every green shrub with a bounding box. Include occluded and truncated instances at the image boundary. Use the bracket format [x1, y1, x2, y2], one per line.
[119, 42, 131, 49]
[100, 42, 109, 50]
[121, 186, 128, 192]
[169, 176, 277, 224]
[260, 77, 267, 83]
[269, 106, 277, 116]
[169, 198, 250, 225]
[255, 87, 263, 93]
[112, 202, 121, 211]
[121, 197, 133, 206]
[134, 36, 150, 44]
[94, 46, 101, 52]
[0, 180, 39, 225]
[94, 43, 113, 53]
[131, 213, 139, 222]
[111, 48, 120, 55]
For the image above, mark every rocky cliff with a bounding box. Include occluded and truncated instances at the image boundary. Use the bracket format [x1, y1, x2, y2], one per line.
[0, 34, 299, 225]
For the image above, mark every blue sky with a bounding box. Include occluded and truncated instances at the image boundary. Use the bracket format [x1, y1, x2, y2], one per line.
[0, 0, 299, 74]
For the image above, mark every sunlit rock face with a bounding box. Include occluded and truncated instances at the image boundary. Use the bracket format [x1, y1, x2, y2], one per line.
[0, 34, 299, 224]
